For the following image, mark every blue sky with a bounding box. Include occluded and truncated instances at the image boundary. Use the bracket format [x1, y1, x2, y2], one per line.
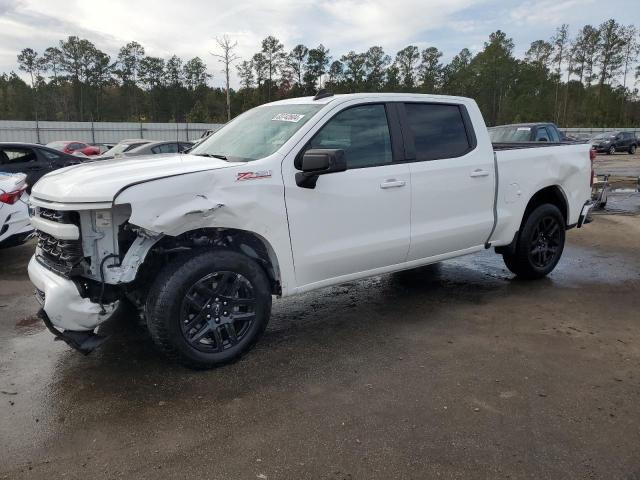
[0, 0, 637, 87]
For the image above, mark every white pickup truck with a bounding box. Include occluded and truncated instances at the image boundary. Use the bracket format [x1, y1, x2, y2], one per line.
[27, 93, 593, 368]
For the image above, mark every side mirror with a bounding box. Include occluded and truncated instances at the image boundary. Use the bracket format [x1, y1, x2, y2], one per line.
[538, 137, 548, 142]
[295, 149, 346, 189]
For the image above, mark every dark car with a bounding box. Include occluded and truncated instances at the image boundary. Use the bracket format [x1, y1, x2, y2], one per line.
[0, 143, 82, 189]
[591, 131, 637, 155]
[488, 122, 572, 143]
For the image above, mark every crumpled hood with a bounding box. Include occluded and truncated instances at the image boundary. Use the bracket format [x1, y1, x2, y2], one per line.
[31, 154, 236, 203]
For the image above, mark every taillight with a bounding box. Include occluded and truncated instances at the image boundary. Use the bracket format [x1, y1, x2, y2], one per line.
[0, 186, 26, 205]
[589, 149, 596, 186]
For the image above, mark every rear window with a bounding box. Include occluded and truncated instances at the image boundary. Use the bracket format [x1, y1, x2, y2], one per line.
[405, 103, 472, 161]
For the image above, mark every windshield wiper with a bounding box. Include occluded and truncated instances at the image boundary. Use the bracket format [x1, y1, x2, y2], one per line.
[195, 153, 228, 160]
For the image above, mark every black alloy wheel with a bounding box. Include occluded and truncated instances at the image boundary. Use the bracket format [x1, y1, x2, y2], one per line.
[501, 203, 566, 279]
[528, 216, 562, 269]
[146, 250, 272, 369]
[181, 271, 256, 352]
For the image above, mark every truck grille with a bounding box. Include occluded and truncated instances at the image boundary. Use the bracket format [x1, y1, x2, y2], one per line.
[35, 207, 84, 277]
[39, 207, 79, 225]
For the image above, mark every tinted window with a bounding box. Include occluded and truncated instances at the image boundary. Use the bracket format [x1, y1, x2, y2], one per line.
[151, 143, 178, 154]
[309, 104, 392, 169]
[534, 127, 550, 141]
[405, 103, 471, 160]
[39, 149, 62, 160]
[164, 143, 178, 153]
[0, 148, 37, 164]
[547, 126, 560, 142]
[124, 143, 146, 152]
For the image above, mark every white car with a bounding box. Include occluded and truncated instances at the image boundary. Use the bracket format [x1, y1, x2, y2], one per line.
[27, 93, 593, 367]
[0, 172, 33, 248]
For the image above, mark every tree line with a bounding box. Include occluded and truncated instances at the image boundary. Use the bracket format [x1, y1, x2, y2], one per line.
[1, 18, 639, 127]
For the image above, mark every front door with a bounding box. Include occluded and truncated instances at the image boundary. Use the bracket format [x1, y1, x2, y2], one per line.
[284, 103, 411, 289]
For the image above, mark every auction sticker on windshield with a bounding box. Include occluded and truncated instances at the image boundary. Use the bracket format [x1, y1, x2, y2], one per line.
[272, 113, 305, 122]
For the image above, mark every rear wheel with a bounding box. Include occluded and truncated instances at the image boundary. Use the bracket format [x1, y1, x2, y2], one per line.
[630, 144, 636, 154]
[502, 204, 565, 279]
[146, 250, 272, 369]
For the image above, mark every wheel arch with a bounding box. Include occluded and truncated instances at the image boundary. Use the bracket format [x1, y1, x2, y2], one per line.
[143, 227, 282, 296]
[523, 185, 569, 225]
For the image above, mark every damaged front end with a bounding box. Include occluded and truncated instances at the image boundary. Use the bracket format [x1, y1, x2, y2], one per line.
[28, 199, 165, 353]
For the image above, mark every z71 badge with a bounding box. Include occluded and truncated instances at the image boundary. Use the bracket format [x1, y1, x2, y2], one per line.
[236, 170, 272, 181]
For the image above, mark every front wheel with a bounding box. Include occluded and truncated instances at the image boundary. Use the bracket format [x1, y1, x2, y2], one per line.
[502, 204, 566, 279]
[608, 146, 615, 155]
[146, 250, 272, 369]
[630, 145, 636, 155]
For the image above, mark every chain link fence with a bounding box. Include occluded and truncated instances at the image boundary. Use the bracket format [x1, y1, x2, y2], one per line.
[0, 120, 224, 145]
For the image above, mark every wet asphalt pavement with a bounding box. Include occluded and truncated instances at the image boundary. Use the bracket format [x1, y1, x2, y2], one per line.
[1, 214, 640, 479]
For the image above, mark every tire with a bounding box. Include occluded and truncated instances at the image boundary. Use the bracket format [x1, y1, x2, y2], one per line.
[146, 250, 272, 369]
[502, 204, 566, 279]
[608, 145, 615, 155]
[630, 145, 637, 155]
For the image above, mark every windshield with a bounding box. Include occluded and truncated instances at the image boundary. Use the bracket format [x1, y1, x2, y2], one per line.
[190, 104, 323, 162]
[103, 141, 148, 156]
[488, 126, 532, 142]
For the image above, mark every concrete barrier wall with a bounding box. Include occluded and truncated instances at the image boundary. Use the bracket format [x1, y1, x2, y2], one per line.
[562, 127, 640, 136]
[1, 120, 638, 145]
[0, 120, 224, 144]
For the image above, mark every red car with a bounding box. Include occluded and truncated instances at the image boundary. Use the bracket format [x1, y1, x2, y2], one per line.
[45, 141, 100, 156]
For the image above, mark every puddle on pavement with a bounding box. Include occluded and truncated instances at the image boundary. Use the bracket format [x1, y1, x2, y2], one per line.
[595, 188, 640, 215]
[14, 314, 45, 335]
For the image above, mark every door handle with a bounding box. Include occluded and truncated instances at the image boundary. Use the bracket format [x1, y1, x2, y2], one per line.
[470, 169, 490, 178]
[380, 179, 406, 189]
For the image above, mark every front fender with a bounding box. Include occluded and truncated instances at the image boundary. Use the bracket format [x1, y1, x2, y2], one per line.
[113, 167, 296, 295]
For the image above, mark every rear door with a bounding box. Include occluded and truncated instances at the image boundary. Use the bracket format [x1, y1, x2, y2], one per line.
[284, 102, 411, 288]
[399, 102, 495, 261]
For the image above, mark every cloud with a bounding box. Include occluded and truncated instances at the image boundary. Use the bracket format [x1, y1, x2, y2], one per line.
[509, 0, 596, 26]
[0, 0, 635, 87]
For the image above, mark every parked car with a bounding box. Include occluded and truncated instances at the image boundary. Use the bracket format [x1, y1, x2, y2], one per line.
[46, 141, 100, 156]
[591, 131, 637, 154]
[122, 141, 193, 157]
[96, 139, 153, 159]
[0, 142, 83, 189]
[27, 93, 593, 367]
[188, 130, 217, 150]
[488, 122, 572, 143]
[0, 172, 33, 248]
[566, 132, 592, 142]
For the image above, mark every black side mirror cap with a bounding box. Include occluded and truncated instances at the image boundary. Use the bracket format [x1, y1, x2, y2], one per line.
[295, 149, 346, 189]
